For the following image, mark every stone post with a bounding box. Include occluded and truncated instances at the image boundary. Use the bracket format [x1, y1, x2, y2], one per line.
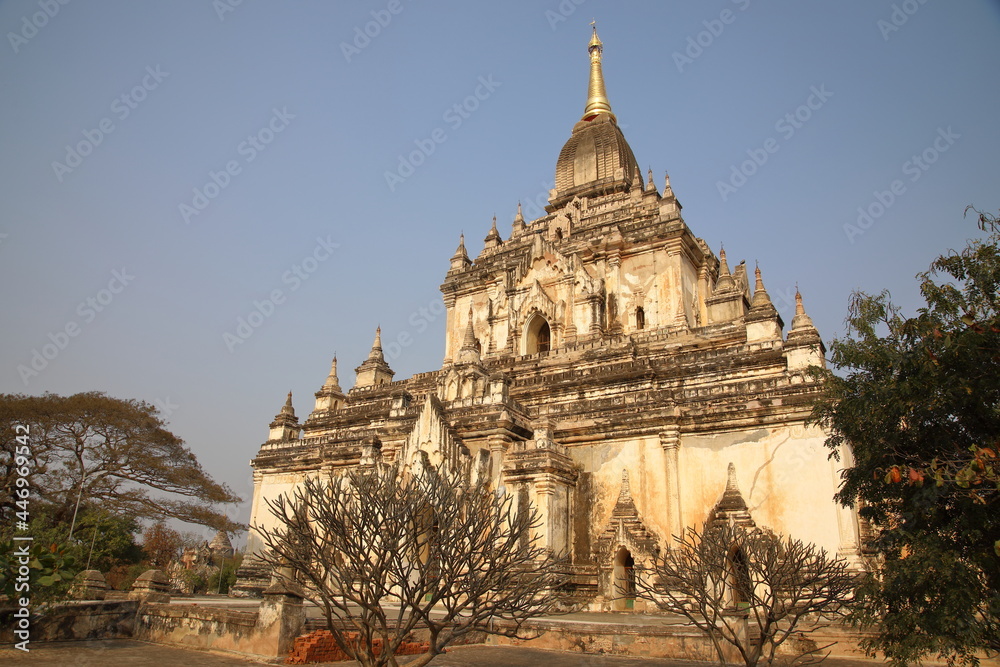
[258, 580, 306, 659]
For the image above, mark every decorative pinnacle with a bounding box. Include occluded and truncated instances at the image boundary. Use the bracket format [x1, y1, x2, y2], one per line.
[750, 264, 778, 313]
[280, 391, 294, 416]
[583, 24, 615, 121]
[715, 246, 736, 293]
[790, 286, 817, 331]
[462, 307, 477, 350]
[368, 326, 385, 362]
[323, 355, 341, 392]
[451, 232, 470, 264]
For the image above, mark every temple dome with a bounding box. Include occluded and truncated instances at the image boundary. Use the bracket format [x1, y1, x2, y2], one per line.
[552, 114, 639, 206]
[549, 27, 640, 209]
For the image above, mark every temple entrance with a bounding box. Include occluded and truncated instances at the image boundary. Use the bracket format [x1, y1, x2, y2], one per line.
[612, 546, 636, 610]
[728, 545, 751, 609]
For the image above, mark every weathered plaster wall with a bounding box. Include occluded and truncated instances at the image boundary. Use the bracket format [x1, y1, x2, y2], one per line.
[679, 422, 845, 554]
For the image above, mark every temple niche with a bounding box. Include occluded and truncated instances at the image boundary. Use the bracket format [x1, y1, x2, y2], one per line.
[234, 28, 858, 606]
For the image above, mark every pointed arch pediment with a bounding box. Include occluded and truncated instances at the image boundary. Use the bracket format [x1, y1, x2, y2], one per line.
[594, 470, 660, 565]
[709, 462, 756, 529]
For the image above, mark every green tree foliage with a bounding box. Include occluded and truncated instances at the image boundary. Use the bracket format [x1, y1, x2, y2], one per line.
[0, 539, 77, 604]
[12, 502, 144, 573]
[0, 392, 243, 533]
[812, 209, 1000, 665]
[207, 552, 242, 594]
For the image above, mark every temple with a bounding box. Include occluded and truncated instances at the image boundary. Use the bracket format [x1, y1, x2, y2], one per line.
[234, 28, 860, 607]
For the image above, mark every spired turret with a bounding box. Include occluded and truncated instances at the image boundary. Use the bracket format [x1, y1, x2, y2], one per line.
[706, 247, 749, 324]
[314, 355, 346, 411]
[483, 215, 502, 253]
[267, 391, 300, 442]
[785, 288, 827, 371]
[354, 327, 395, 388]
[745, 265, 784, 343]
[449, 233, 472, 273]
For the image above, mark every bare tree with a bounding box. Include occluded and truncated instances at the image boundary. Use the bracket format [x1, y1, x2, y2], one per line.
[254, 460, 565, 667]
[642, 522, 856, 667]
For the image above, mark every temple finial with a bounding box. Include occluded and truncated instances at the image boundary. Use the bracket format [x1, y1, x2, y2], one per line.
[583, 24, 615, 122]
[715, 246, 735, 292]
[450, 231, 472, 270]
[790, 286, 817, 331]
[323, 355, 342, 392]
[367, 326, 385, 362]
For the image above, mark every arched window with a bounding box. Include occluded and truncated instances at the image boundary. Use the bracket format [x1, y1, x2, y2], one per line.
[636, 307, 645, 330]
[524, 314, 551, 355]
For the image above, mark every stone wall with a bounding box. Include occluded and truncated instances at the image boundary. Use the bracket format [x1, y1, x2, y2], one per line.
[0, 585, 305, 661]
[0, 600, 138, 644]
[134, 584, 305, 659]
[488, 615, 732, 663]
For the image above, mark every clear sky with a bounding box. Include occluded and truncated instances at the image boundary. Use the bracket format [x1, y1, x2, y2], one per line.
[2, 1, 998, 543]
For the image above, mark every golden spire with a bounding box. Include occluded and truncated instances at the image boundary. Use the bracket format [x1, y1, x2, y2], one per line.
[583, 23, 615, 122]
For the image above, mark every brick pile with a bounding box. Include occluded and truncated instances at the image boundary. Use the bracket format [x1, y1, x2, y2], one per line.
[285, 629, 431, 664]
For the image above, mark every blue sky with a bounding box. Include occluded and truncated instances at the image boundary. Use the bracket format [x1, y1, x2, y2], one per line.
[2, 1, 998, 542]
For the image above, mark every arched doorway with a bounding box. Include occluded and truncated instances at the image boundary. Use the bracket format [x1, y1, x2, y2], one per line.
[524, 314, 551, 355]
[612, 546, 636, 610]
[727, 545, 751, 609]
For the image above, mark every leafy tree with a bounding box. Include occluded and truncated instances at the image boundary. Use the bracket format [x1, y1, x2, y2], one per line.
[0, 392, 243, 533]
[812, 208, 1000, 665]
[642, 522, 855, 667]
[142, 522, 183, 568]
[0, 538, 78, 605]
[7, 502, 143, 569]
[207, 552, 242, 594]
[71, 508, 145, 572]
[256, 460, 566, 667]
